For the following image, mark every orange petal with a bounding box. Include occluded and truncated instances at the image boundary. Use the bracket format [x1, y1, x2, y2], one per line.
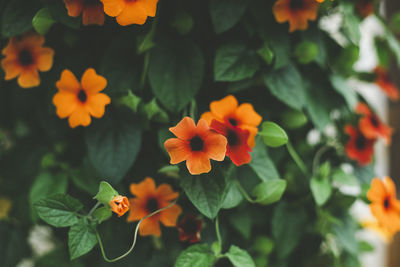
[102, 0, 125, 17]
[68, 106, 91, 128]
[203, 132, 227, 161]
[235, 103, 262, 127]
[17, 68, 40, 88]
[367, 178, 386, 203]
[355, 102, 372, 116]
[160, 204, 182, 227]
[81, 68, 107, 93]
[127, 198, 148, 222]
[164, 138, 191, 164]
[140, 0, 158, 17]
[273, 2, 290, 23]
[210, 95, 238, 120]
[85, 93, 110, 118]
[196, 119, 212, 136]
[52, 91, 78, 118]
[130, 177, 156, 198]
[1, 59, 22, 80]
[384, 177, 397, 197]
[36, 47, 54, 72]
[56, 69, 81, 93]
[169, 117, 196, 140]
[240, 125, 258, 148]
[2, 37, 20, 57]
[116, 1, 148, 26]
[21, 33, 45, 48]
[200, 111, 219, 126]
[139, 217, 161, 236]
[63, 0, 84, 17]
[82, 5, 105, 26]
[156, 184, 179, 202]
[186, 153, 211, 175]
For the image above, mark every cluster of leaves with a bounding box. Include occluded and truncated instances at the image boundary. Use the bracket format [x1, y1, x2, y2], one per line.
[1, 0, 400, 267]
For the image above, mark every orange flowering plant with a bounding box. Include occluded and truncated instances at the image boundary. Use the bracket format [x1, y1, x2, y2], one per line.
[2, 0, 400, 266]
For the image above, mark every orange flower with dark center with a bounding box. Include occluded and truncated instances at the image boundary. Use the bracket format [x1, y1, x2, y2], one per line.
[200, 95, 262, 148]
[109, 195, 130, 217]
[210, 120, 251, 166]
[1, 33, 54, 88]
[164, 117, 227, 175]
[344, 125, 375, 165]
[273, 0, 320, 32]
[127, 177, 182, 236]
[63, 0, 105, 26]
[177, 214, 203, 243]
[367, 177, 400, 235]
[355, 103, 392, 144]
[52, 68, 111, 128]
[356, 0, 374, 18]
[374, 66, 399, 101]
[101, 0, 158, 26]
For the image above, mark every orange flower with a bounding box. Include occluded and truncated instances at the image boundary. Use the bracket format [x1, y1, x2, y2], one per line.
[210, 120, 252, 166]
[344, 124, 375, 165]
[362, 219, 393, 243]
[101, 0, 158, 26]
[374, 66, 399, 101]
[109, 195, 130, 217]
[52, 68, 111, 128]
[1, 33, 54, 88]
[177, 214, 203, 243]
[200, 95, 262, 148]
[273, 0, 320, 32]
[164, 117, 227, 175]
[356, 0, 374, 18]
[367, 177, 400, 235]
[355, 103, 392, 145]
[63, 0, 105, 26]
[127, 177, 182, 237]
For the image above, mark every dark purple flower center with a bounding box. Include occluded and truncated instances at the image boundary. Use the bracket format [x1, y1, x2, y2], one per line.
[227, 130, 239, 146]
[229, 118, 238, 126]
[146, 198, 159, 213]
[384, 197, 390, 209]
[18, 49, 33, 66]
[77, 90, 87, 103]
[290, 0, 305, 10]
[190, 136, 204, 151]
[355, 134, 366, 150]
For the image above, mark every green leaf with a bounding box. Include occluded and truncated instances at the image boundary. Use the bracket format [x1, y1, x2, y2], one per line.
[310, 176, 332, 206]
[341, 2, 361, 44]
[251, 179, 287, 205]
[272, 202, 307, 259]
[174, 244, 214, 267]
[180, 170, 230, 219]
[259, 122, 288, 148]
[214, 42, 260, 82]
[226, 245, 255, 267]
[222, 181, 243, 209]
[137, 31, 156, 55]
[93, 207, 112, 224]
[68, 220, 98, 260]
[35, 194, 83, 228]
[330, 75, 358, 110]
[263, 64, 306, 110]
[249, 137, 280, 181]
[85, 110, 142, 183]
[149, 37, 204, 112]
[99, 33, 140, 97]
[333, 216, 359, 255]
[332, 169, 358, 186]
[257, 42, 274, 65]
[32, 8, 55, 35]
[93, 181, 118, 205]
[29, 172, 68, 221]
[1, 0, 40, 37]
[359, 241, 374, 252]
[209, 0, 248, 34]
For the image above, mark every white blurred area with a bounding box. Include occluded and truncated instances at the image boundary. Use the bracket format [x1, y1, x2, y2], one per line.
[320, 8, 390, 267]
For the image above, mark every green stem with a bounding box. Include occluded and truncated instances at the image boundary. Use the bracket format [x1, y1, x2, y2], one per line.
[96, 200, 177, 263]
[234, 180, 255, 203]
[312, 145, 332, 176]
[215, 216, 222, 245]
[87, 202, 101, 218]
[286, 141, 309, 177]
[139, 52, 150, 90]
